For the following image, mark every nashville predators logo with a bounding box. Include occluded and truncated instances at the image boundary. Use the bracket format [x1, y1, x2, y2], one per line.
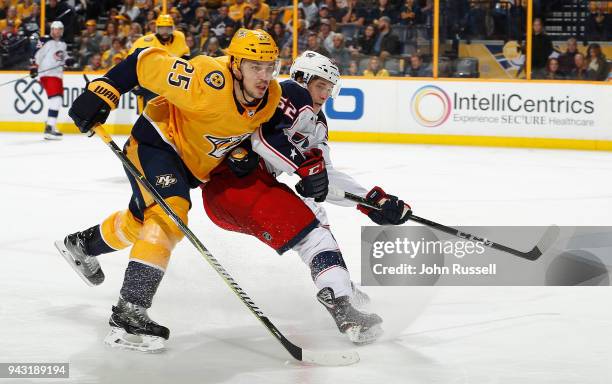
[205, 133, 251, 158]
[155, 174, 177, 188]
[204, 71, 225, 90]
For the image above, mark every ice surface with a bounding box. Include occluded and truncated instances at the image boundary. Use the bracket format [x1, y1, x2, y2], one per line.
[1, 133, 611, 383]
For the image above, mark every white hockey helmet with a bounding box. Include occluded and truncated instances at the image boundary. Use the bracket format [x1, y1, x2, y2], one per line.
[290, 50, 341, 99]
[50, 21, 64, 30]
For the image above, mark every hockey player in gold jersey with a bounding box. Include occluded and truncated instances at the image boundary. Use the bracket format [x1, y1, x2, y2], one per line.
[129, 14, 190, 113]
[54, 28, 281, 352]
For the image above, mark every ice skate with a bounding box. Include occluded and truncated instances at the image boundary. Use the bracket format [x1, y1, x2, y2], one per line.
[104, 297, 169, 353]
[54, 226, 104, 286]
[44, 125, 63, 140]
[317, 287, 383, 345]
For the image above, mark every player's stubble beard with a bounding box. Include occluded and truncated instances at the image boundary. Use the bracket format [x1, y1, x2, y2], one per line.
[236, 79, 268, 105]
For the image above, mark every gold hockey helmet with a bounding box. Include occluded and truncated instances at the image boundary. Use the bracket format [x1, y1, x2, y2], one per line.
[226, 28, 279, 70]
[155, 14, 175, 28]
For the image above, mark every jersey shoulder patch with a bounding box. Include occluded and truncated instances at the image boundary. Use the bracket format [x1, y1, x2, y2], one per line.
[143, 36, 154, 42]
[204, 70, 225, 89]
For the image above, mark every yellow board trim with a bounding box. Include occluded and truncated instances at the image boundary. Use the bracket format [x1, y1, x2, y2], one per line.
[3, 121, 612, 151]
[329, 131, 612, 151]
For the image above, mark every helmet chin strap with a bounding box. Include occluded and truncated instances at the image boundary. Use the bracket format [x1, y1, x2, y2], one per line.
[232, 58, 260, 106]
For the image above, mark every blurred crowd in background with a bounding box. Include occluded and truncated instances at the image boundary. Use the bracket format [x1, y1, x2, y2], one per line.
[0, 0, 610, 78]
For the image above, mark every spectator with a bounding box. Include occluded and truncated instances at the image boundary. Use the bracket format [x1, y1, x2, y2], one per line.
[211, 6, 235, 36]
[242, 5, 263, 29]
[125, 22, 143, 50]
[328, 32, 350, 71]
[461, 1, 489, 39]
[420, 0, 433, 26]
[315, 4, 330, 26]
[373, 16, 400, 58]
[399, 0, 421, 26]
[507, 0, 525, 40]
[197, 21, 214, 51]
[284, 18, 308, 52]
[371, 0, 395, 24]
[318, 18, 334, 52]
[340, 0, 366, 26]
[350, 23, 377, 56]
[306, 32, 331, 57]
[586, 43, 610, 81]
[16, 0, 35, 20]
[203, 36, 223, 57]
[101, 22, 118, 49]
[84, 52, 103, 71]
[120, 0, 140, 22]
[0, 6, 20, 31]
[535, 58, 564, 80]
[102, 37, 126, 68]
[114, 14, 132, 38]
[299, 0, 319, 26]
[189, 7, 209, 35]
[557, 37, 578, 76]
[279, 45, 292, 74]
[228, 0, 247, 22]
[46, 0, 75, 43]
[185, 32, 199, 56]
[177, 0, 196, 24]
[405, 54, 432, 77]
[347, 59, 359, 76]
[249, 0, 270, 21]
[570, 53, 588, 80]
[169, 7, 182, 26]
[363, 56, 389, 76]
[531, 18, 552, 74]
[586, 3, 610, 41]
[321, 0, 346, 24]
[81, 19, 103, 53]
[216, 23, 235, 49]
[22, 2, 40, 25]
[270, 21, 290, 49]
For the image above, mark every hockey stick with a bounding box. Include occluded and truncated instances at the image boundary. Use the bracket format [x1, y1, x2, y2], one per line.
[0, 65, 65, 88]
[90, 125, 359, 366]
[329, 186, 559, 261]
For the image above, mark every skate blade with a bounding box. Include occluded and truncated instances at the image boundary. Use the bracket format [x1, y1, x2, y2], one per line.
[54, 240, 104, 287]
[44, 133, 63, 140]
[104, 327, 166, 353]
[345, 324, 384, 345]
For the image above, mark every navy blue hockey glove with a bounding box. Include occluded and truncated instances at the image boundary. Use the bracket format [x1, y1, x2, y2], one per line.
[295, 148, 328, 202]
[69, 78, 120, 134]
[64, 57, 76, 67]
[357, 186, 412, 225]
[227, 146, 260, 178]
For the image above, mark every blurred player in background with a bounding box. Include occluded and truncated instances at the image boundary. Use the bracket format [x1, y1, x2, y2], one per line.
[201, 51, 412, 344]
[54, 29, 281, 352]
[129, 14, 189, 114]
[29, 21, 75, 140]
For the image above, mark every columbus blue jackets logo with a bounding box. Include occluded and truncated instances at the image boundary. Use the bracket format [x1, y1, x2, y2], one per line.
[204, 71, 225, 90]
[205, 133, 251, 158]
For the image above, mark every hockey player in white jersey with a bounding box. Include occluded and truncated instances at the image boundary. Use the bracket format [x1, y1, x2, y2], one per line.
[30, 21, 74, 140]
[202, 51, 412, 344]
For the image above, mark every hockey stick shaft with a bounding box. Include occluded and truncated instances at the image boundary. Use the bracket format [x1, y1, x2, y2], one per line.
[91, 125, 306, 362]
[332, 187, 557, 261]
[0, 65, 65, 88]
